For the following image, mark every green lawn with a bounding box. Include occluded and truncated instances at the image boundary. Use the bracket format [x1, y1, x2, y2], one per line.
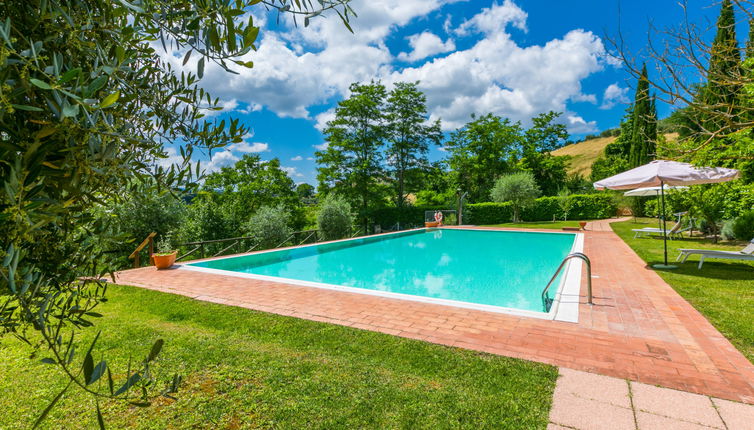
[0, 286, 557, 429]
[485, 220, 586, 230]
[611, 219, 754, 363]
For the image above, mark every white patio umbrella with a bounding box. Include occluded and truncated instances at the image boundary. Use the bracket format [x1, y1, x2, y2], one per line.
[624, 185, 689, 229]
[594, 160, 739, 268]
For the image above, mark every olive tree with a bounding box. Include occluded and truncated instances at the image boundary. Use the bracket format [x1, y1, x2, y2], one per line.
[0, 0, 353, 426]
[246, 205, 293, 249]
[491, 172, 541, 222]
[317, 194, 354, 240]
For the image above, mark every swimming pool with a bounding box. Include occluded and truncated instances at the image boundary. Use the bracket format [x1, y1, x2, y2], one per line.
[184, 228, 584, 321]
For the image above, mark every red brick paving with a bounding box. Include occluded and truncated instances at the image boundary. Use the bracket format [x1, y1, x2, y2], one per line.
[114, 220, 754, 404]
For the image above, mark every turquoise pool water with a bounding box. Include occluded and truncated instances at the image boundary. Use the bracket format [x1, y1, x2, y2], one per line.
[187, 229, 577, 313]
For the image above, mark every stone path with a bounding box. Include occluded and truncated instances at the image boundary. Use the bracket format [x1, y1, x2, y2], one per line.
[114, 221, 754, 404]
[549, 367, 754, 430]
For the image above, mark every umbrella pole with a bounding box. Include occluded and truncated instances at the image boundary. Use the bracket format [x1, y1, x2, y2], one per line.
[653, 181, 677, 269]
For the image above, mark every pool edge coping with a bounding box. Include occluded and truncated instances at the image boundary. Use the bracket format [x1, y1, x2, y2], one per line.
[178, 227, 585, 323]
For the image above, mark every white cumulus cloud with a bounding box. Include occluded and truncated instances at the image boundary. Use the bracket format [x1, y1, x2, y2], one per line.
[398, 32, 456, 62]
[600, 83, 630, 110]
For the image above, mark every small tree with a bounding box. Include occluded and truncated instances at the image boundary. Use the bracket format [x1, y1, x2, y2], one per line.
[317, 194, 354, 241]
[491, 172, 541, 222]
[557, 189, 574, 221]
[246, 206, 292, 250]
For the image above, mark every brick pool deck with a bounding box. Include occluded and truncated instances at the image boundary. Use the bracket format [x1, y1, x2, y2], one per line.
[114, 220, 754, 405]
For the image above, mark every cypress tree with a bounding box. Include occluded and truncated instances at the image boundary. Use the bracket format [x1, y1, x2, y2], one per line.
[628, 64, 658, 166]
[703, 0, 741, 130]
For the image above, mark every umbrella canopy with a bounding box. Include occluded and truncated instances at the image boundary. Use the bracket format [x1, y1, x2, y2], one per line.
[594, 160, 739, 190]
[593, 160, 739, 269]
[623, 185, 688, 197]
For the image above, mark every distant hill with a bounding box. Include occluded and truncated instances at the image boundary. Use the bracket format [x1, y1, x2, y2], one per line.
[552, 133, 678, 178]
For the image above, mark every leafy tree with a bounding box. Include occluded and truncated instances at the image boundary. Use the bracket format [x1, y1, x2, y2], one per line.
[518, 112, 570, 196]
[490, 172, 541, 222]
[317, 81, 388, 229]
[446, 114, 522, 202]
[0, 0, 353, 426]
[103, 181, 188, 267]
[246, 205, 292, 249]
[317, 194, 354, 241]
[384, 82, 443, 209]
[203, 154, 303, 229]
[296, 183, 316, 200]
[590, 155, 630, 182]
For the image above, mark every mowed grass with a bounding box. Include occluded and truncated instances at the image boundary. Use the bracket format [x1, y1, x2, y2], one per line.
[0, 286, 557, 429]
[611, 219, 754, 363]
[486, 220, 586, 230]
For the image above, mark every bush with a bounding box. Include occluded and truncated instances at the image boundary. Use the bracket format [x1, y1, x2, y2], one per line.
[721, 220, 736, 241]
[491, 172, 541, 222]
[643, 199, 676, 219]
[318, 195, 354, 241]
[369, 205, 447, 229]
[732, 211, 754, 241]
[466, 194, 617, 224]
[558, 190, 574, 221]
[245, 205, 292, 249]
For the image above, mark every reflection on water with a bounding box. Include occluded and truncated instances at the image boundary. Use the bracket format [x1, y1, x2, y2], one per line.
[195, 229, 575, 313]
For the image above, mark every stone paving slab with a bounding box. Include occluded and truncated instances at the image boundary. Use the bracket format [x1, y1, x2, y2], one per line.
[114, 221, 754, 404]
[549, 368, 754, 430]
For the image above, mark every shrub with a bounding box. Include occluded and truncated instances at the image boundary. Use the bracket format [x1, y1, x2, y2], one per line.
[246, 205, 292, 249]
[491, 172, 541, 222]
[466, 194, 617, 225]
[721, 220, 736, 241]
[732, 210, 754, 241]
[558, 190, 574, 221]
[318, 195, 354, 241]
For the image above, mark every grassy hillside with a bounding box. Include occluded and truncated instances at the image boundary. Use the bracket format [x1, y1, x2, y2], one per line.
[553, 133, 678, 177]
[552, 136, 616, 177]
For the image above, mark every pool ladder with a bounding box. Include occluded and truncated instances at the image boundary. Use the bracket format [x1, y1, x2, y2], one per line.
[541, 252, 593, 312]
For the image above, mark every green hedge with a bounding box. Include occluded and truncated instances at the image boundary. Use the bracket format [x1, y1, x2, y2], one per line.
[369, 205, 447, 228]
[466, 194, 617, 225]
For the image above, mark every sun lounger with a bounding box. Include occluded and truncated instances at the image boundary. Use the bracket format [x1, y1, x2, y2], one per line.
[632, 222, 687, 239]
[676, 239, 754, 269]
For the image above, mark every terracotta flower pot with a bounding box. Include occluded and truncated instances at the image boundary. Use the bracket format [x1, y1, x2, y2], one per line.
[152, 251, 177, 270]
[579, 221, 587, 230]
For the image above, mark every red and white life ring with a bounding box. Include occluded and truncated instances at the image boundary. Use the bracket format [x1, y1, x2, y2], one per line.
[434, 211, 443, 225]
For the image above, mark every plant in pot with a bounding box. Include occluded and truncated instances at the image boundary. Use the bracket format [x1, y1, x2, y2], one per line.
[152, 234, 177, 269]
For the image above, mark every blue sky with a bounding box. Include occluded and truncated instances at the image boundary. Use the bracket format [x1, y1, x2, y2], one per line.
[162, 0, 740, 185]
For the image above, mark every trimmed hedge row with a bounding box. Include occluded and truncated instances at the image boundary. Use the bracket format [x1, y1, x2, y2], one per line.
[465, 194, 617, 225]
[369, 194, 617, 227]
[369, 205, 447, 228]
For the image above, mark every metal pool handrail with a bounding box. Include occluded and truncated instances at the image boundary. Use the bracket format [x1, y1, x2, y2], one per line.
[541, 252, 593, 312]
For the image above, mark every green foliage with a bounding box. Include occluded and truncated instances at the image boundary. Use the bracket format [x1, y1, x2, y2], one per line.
[519, 112, 570, 196]
[490, 172, 541, 222]
[590, 155, 630, 182]
[557, 190, 575, 221]
[628, 65, 658, 167]
[466, 194, 617, 225]
[155, 234, 175, 254]
[317, 194, 354, 241]
[368, 205, 447, 228]
[203, 154, 303, 229]
[296, 183, 316, 201]
[446, 113, 522, 202]
[245, 205, 292, 250]
[732, 210, 754, 241]
[384, 82, 443, 208]
[317, 81, 389, 228]
[0, 0, 355, 424]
